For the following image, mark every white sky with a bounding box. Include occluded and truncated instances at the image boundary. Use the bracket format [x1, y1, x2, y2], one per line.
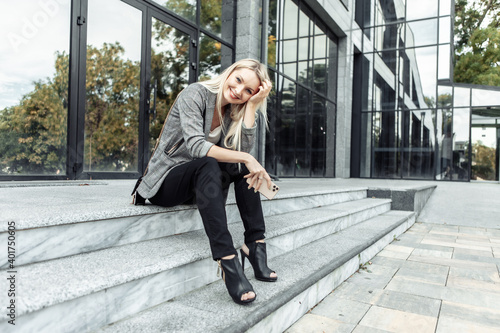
[0, 0, 141, 110]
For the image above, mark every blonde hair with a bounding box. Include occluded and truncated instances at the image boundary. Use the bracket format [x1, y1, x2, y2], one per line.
[199, 58, 270, 151]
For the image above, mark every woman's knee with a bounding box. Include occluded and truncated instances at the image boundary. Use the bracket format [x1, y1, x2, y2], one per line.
[197, 156, 220, 174]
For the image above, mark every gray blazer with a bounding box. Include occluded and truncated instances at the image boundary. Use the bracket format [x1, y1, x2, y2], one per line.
[137, 83, 257, 199]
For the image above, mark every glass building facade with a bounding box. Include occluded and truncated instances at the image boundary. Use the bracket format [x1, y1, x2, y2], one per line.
[1, 0, 499, 182]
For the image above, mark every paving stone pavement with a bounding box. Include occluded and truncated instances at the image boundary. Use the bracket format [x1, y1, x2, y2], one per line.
[285, 223, 500, 333]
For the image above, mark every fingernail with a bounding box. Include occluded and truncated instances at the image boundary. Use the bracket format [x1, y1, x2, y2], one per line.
[254, 189, 257, 193]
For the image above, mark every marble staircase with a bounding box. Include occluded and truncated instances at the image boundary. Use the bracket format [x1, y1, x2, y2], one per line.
[0, 182, 420, 332]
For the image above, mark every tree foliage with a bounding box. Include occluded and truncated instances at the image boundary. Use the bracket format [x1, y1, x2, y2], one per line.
[0, 52, 68, 174]
[454, 0, 500, 86]
[471, 140, 497, 180]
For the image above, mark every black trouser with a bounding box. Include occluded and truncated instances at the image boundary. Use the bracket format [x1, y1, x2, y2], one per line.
[149, 156, 266, 260]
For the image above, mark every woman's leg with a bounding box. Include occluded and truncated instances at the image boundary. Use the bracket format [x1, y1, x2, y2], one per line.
[218, 163, 266, 244]
[150, 157, 237, 260]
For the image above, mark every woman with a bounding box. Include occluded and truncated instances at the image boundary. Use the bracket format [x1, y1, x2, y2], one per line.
[133, 59, 277, 305]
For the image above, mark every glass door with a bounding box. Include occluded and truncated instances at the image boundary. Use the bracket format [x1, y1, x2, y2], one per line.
[83, 0, 143, 173]
[147, 10, 195, 153]
[79, 0, 196, 178]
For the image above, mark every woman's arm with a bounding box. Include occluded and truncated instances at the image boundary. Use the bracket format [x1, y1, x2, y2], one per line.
[207, 145, 272, 191]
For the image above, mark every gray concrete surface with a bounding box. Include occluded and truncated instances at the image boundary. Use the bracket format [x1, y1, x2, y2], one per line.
[287, 180, 500, 333]
[286, 223, 500, 333]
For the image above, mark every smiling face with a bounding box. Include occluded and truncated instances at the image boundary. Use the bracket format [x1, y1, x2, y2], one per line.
[221, 68, 261, 106]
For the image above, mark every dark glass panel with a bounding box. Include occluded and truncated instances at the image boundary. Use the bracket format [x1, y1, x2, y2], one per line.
[311, 94, 326, 177]
[401, 110, 435, 179]
[373, 111, 401, 178]
[295, 86, 310, 176]
[200, 0, 234, 44]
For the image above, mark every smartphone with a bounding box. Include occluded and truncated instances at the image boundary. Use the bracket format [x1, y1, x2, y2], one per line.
[246, 178, 280, 200]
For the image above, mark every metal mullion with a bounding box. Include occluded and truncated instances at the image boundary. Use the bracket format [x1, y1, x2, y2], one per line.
[139, 5, 151, 175]
[67, 0, 83, 180]
[74, 0, 88, 180]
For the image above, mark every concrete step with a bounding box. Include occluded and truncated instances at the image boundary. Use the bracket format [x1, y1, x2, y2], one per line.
[0, 197, 390, 332]
[94, 210, 416, 333]
[0, 183, 368, 268]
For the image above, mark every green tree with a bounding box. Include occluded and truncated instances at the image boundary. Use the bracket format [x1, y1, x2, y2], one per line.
[454, 0, 500, 86]
[471, 140, 496, 180]
[0, 52, 68, 175]
[84, 42, 140, 172]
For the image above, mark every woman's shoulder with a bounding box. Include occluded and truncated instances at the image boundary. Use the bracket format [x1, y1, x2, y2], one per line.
[182, 82, 211, 95]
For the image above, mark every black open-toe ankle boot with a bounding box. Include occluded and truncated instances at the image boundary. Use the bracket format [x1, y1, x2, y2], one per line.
[218, 255, 256, 305]
[240, 242, 277, 282]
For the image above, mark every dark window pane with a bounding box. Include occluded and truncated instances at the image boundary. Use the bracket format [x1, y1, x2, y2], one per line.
[277, 76, 296, 177]
[0, 0, 70, 175]
[401, 110, 435, 179]
[373, 111, 401, 178]
[295, 86, 310, 176]
[312, 94, 326, 177]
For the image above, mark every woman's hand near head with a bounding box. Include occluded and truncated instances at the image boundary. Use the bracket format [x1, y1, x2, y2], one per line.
[247, 79, 272, 108]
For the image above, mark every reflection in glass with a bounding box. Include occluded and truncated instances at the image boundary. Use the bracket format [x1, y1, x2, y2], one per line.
[199, 33, 232, 81]
[297, 61, 310, 86]
[150, 18, 190, 150]
[407, 19, 437, 47]
[438, 44, 450, 80]
[373, 111, 401, 178]
[298, 8, 310, 37]
[312, 94, 326, 177]
[277, 77, 296, 176]
[295, 86, 309, 176]
[452, 108, 470, 180]
[200, 0, 234, 44]
[471, 108, 499, 181]
[265, 70, 278, 175]
[413, 47, 437, 105]
[151, 0, 196, 22]
[439, 17, 451, 44]
[0, 0, 70, 175]
[439, 0, 451, 16]
[282, 40, 297, 62]
[84, 0, 141, 172]
[282, 0, 298, 39]
[453, 87, 470, 107]
[401, 110, 435, 179]
[472, 89, 500, 107]
[268, 0, 278, 68]
[375, 22, 404, 52]
[406, 0, 438, 21]
[360, 112, 372, 177]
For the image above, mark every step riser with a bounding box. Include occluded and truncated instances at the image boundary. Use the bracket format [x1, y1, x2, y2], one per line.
[0, 190, 367, 268]
[247, 215, 416, 333]
[267, 202, 391, 257]
[6, 200, 383, 331]
[0, 258, 218, 333]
